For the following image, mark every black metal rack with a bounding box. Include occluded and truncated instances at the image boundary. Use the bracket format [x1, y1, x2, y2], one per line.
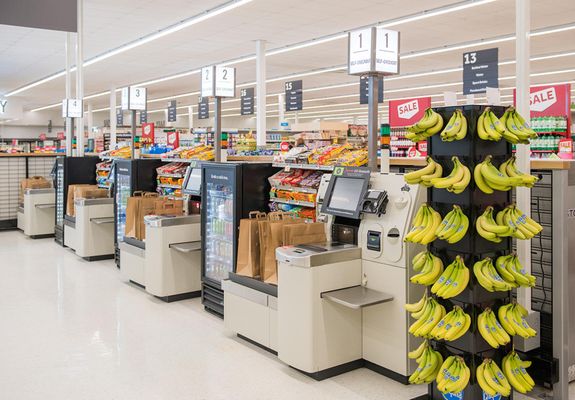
[414, 105, 513, 400]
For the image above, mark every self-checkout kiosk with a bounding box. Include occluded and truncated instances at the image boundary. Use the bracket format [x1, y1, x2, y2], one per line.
[18, 188, 56, 238]
[275, 168, 425, 382]
[119, 163, 203, 302]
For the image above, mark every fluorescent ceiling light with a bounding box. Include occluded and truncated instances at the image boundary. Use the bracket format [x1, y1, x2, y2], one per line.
[4, 0, 253, 97]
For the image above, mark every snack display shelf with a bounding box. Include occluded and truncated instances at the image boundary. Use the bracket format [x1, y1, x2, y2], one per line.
[274, 185, 317, 194]
[272, 162, 335, 171]
[156, 172, 183, 178]
[157, 183, 181, 189]
[159, 158, 201, 163]
[227, 156, 274, 162]
[269, 197, 315, 208]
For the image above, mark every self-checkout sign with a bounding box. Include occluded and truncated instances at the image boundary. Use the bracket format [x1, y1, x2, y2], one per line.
[530, 87, 557, 112]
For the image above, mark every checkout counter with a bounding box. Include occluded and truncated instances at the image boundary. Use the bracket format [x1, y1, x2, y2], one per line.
[17, 188, 55, 238]
[119, 164, 203, 302]
[64, 197, 115, 261]
[224, 167, 425, 382]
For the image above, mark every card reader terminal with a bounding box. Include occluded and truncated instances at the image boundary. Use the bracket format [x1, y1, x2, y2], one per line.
[362, 190, 388, 215]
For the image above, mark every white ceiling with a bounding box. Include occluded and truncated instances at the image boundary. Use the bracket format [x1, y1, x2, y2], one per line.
[1, 0, 574, 124]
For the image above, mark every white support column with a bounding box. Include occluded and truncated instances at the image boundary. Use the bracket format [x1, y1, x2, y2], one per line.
[256, 40, 266, 146]
[188, 106, 194, 131]
[75, 0, 85, 156]
[87, 102, 93, 140]
[515, 0, 531, 308]
[295, 112, 299, 125]
[65, 33, 73, 156]
[109, 87, 117, 147]
[278, 94, 285, 128]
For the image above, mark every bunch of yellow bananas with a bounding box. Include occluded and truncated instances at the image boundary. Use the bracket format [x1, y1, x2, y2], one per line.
[440, 109, 467, 141]
[498, 156, 539, 188]
[495, 253, 536, 288]
[474, 155, 524, 193]
[497, 205, 543, 240]
[411, 251, 444, 286]
[475, 206, 514, 243]
[498, 302, 537, 339]
[500, 107, 538, 144]
[408, 298, 446, 337]
[478, 308, 511, 348]
[473, 258, 514, 292]
[430, 255, 469, 299]
[476, 358, 512, 397]
[405, 204, 442, 244]
[404, 157, 443, 186]
[430, 156, 471, 193]
[405, 291, 428, 313]
[408, 341, 444, 384]
[502, 350, 535, 394]
[406, 108, 444, 142]
[430, 305, 471, 341]
[435, 205, 469, 244]
[436, 356, 470, 394]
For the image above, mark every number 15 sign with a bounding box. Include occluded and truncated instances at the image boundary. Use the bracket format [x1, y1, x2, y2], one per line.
[348, 27, 400, 76]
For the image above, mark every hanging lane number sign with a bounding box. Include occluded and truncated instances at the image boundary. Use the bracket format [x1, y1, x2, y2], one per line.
[348, 27, 399, 75]
[167, 100, 177, 123]
[463, 48, 498, 95]
[121, 86, 147, 111]
[201, 66, 236, 98]
[241, 87, 254, 115]
[285, 80, 303, 111]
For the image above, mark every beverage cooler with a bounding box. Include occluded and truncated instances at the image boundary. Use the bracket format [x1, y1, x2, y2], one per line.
[52, 156, 100, 246]
[201, 162, 278, 316]
[112, 159, 163, 266]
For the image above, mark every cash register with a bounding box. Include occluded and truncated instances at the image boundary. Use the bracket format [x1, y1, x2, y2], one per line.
[276, 167, 425, 382]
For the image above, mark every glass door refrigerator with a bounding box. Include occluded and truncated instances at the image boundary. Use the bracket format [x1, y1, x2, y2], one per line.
[201, 162, 278, 316]
[112, 159, 163, 266]
[52, 156, 100, 246]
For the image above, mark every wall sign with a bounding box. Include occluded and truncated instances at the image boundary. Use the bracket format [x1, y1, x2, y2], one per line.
[359, 76, 383, 104]
[389, 97, 432, 127]
[167, 100, 177, 123]
[121, 86, 147, 111]
[139, 110, 147, 124]
[116, 109, 124, 126]
[348, 27, 399, 76]
[61, 99, 83, 118]
[285, 80, 303, 111]
[240, 87, 254, 115]
[463, 48, 499, 95]
[198, 97, 209, 120]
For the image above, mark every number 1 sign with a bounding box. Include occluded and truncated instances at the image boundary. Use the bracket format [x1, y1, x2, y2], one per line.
[348, 27, 399, 76]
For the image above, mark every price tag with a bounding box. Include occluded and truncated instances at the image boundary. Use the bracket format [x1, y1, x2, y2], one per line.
[61, 99, 83, 118]
[348, 28, 373, 75]
[215, 66, 236, 98]
[201, 66, 215, 97]
[121, 87, 147, 110]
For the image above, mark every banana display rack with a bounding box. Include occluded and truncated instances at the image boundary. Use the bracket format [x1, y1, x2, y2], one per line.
[418, 105, 514, 400]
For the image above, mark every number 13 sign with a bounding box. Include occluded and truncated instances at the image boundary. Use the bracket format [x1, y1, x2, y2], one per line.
[348, 27, 400, 76]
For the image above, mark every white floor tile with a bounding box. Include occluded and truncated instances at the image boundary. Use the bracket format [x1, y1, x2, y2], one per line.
[0, 231, 573, 399]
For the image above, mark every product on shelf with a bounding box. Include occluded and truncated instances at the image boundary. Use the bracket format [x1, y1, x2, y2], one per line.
[476, 358, 512, 397]
[404, 157, 443, 186]
[405, 203, 442, 245]
[408, 343, 443, 384]
[96, 161, 113, 189]
[495, 253, 536, 288]
[161, 145, 214, 160]
[473, 258, 514, 292]
[272, 144, 367, 166]
[436, 205, 469, 244]
[155, 162, 189, 198]
[475, 155, 537, 193]
[440, 109, 468, 141]
[406, 108, 444, 142]
[100, 146, 131, 159]
[408, 297, 446, 337]
[431, 305, 471, 341]
[498, 156, 539, 187]
[477, 308, 511, 348]
[497, 302, 537, 338]
[410, 251, 444, 286]
[502, 350, 535, 394]
[430, 255, 470, 299]
[495, 205, 543, 240]
[531, 115, 568, 133]
[430, 156, 471, 193]
[436, 356, 471, 394]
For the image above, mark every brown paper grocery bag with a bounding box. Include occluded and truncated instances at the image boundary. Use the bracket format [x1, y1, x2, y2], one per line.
[283, 222, 326, 246]
[259, 212, 299, 284]
[19, 176, 51, 204]
[66, 184, 92, 216]
[124, 192, 158, 240]
[136, 193, 161, 240]
[236, 211, 266, 278]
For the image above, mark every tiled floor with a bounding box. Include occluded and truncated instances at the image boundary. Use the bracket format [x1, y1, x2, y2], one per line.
[0, 231, 573, 400]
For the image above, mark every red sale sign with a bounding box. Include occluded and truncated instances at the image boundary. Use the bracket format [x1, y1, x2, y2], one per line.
[167, 130, 179, 149]
[514, 84, 571, 116]
[141, 123, 155, 146]
[389, 97, 432, 127]
[39, 133, 47, 141]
